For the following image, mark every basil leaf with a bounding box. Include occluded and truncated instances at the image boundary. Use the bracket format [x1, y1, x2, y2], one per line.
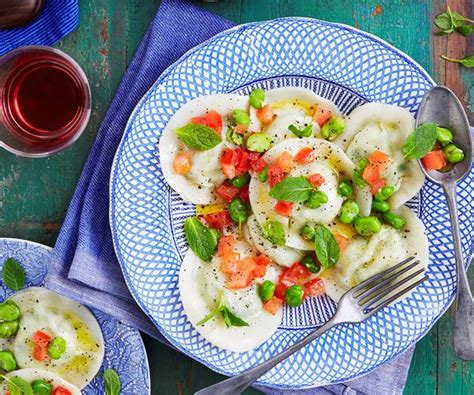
[2, 258, 26, 291]
[175, 124, 221, 151]
[314, 224, 339, 268]
[6, 376, 33, 395]
[441, 55, 474, 68]
[402, 123, 438, 159]
[221, 306, 249, 328]
[103, 368, 121, 395]
[288, 124, 313, 138]
[262, 221, 286, 246]
[184, 218, 218, 262]
[269, 177, 313, 202]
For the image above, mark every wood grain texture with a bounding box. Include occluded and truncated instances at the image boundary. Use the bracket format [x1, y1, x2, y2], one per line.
[0, 0, 473, 394]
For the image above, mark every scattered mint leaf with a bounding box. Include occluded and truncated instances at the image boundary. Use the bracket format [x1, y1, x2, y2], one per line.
[6, 376, 33, 395]
[313, 224, 339, 269]
[175, 124, 221, 151]
[434, 8, 473, 36]
[269, 177, 313, 202]
[197, 294, 249, 328]
[103, 368, 121, 395]
[184, 218, 218, 262]
[2, 258, 26, 291]
[456, 24, 473, 36]
[402, 123, 438, 159]
[288, 124, 313, 138]
[441, 55, 474, 68]
[262, 221, 286, 246]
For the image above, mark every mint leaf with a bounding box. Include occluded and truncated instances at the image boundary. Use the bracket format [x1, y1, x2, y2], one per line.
[262, 221, 286, 246]
[184, 218, 218, 262]
[456, 24, 473, 36]
[197, 297, 225, 326]
[103, 368, 121, 395]
[288, 124, 313, 138]
[434, 12, 453, 31]
[441, 55, 474, 68]
[269, 177, 313, 202]
[314, 224, 339, 268]
[221, 306, 249, 328]
[2, 258, 25, 291]
[6, 376, 33, 395]
[402, 123, 438, 159]
[175, 124, 221, 151]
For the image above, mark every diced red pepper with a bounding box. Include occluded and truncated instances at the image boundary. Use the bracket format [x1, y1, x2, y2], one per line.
[216, 182, 240, 203]
[275, 201, 293, 217]
[191, 109, 223, 134]
[308, 173, 325, 188]
[313, 105, 332, 127]
[53, 386, 73, 395]
[256, 104, 275, 124]
[421, 150, 447, 171]
[294, 147, 314, 164]
[239, 185, 250, 203]
[204, 211, 232, 229]
[276, 152, 294, 173]
[303, 278, 325, 297]
[217, 235, 235, 257]
[263, 296, 283, 315]
[268, 165, 285, 187]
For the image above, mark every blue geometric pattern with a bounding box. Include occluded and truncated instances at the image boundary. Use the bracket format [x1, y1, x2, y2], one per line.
[0, 238, 150, 395]
[109, 18, 473, 388]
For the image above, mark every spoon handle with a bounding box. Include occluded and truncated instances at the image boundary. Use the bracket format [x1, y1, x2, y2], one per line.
[443, 183, 474, 360]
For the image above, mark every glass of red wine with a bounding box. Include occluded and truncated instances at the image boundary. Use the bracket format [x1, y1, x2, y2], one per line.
[0, 46, 91, 157]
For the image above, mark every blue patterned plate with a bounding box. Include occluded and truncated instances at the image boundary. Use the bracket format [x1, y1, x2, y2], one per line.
[0, 238, 150, 395]
[109, 18, 473, 389]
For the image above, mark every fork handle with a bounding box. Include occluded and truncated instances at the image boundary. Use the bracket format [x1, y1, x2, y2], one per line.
[194, 319, 337, 395]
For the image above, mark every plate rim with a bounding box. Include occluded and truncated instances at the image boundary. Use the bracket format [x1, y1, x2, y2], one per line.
[107, 16, 452, 389]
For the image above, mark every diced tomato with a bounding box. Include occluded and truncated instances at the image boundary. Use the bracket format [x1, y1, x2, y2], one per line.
[308, 173, 325, 188]
[227, 257, 256, 289]
[256, 104, 275, 124]
[234, 148, 250, 174]
[256, 255, 271, 267]
[362, 164, 380, 185]
[221, 148, 238, 179]
[368, 150, 390, 172]
[268, 165, 284, 187]
[32, 331, 52, 347]
[421, 150, 447, 171]
[303, 278, 325, 297]
[217, 235, 235, 257]
[275, 201, 293, 217]
[334, 232, 350, 250]
[216, 182, 240, 203]
[191, 109, 223, 134]
[276, 151, 294, 173]
[204, 211, 232, 229]
[263, 296, 283, 315]
[33, 344, 48, 361]
[252, 255, 271, 279]
[294, 147, 314, 164]
[53, 386, 73, 395]
[313, 105, 332, 127]
[173, 152, 192, 175]
[239, 185, 250, 203]
[274, 283, 286, 299]
[370, 177, 386, 195]
[279, 262, 312, 288]
[234, 124, 248, 134]
[220, 252, 240, 274]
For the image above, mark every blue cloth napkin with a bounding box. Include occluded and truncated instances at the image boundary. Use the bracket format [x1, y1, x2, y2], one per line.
[0, 0, 79, 56]
[46, 1, 414, 393]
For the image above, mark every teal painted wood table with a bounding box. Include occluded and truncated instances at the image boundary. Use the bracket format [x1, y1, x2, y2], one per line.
[0, 0, 472, 393]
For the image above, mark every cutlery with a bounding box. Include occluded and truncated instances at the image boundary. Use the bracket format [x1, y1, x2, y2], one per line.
[416, 86, 474, 360]
[196, 256, 426, 394]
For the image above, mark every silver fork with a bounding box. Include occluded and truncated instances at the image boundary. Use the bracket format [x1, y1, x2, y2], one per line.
[195, 256, 427, 395]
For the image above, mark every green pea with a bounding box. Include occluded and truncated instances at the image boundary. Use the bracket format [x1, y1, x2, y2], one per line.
[0, 320, 19, 338]
[338, 200, 360, 224]
[285, 285, 304, 307]
[383, 211, 406, 231]
[230, 173, 250, 188]
[0, 350, 17, 372]
[232, 109, 250, 127]
[31, 379, 53, 395]
[320, 116, 345, 140]
[246, 133, 272, 152]
[259, 168, 268, 183]
[374, 185, 395, 201]
[0, 300, 20, 322]
[354, 158, 369, 187]
[258, 280, 276, 302]
[47, 336, 67, 360]
[436, 126, 453, 146]
[372, 199, 390, 213]
[228, 198, 249, 224]
[301, 255, 319, 273]
[300, 224, 316, 241]
[209, 228, 220, 245]
[443, 144, 464, 164]
[226, 129, 244, 146]
[354, 216, 382, 236]
[249, 88, 265, 109]
[305, 190, 328, 209]
[338, 180, 354, 197]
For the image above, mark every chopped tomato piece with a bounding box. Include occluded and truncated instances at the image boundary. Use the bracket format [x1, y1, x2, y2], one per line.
[219, 252, 240, 274]
[256, 255, 271, 266]
[263, 296, 283, 315]
[252, 255, 271, 278]
[334, 232, 350, 250]
[33, 344, 48, 361]
[421, 150, 447, 171]
[191, 109, 223, 134]
[227, 257, 256, 289]
[362, 164, 380, 185]
[234, 124, 248, 134]
[204, 210, 232, 229]
[32, 330, 52, 347]
[313, 105, 332, 127]
[294, 147, 314, 164]
[234, 148, 250, 174]
[217, 235, 235, 257]
[216, 182, 240, 203]
[370, 177, 386, 195]
[303, 278, 325, 297]
[173, 152, 192, 175]
[53, 386, 73, 395]
[239, 185, 250, 203]
[250, 157, 266, 172]
[275, 201, 293, 217]
[308, 173, 325, 188]
[256, 104, 275, 124]
[279, 262, 312, 288]
[274, 283, 286, 299]
[268, 165, 284, 187]
[368, 150, 390, 172]
[275, 151, 294, 173]
[220, 148, 237, 179]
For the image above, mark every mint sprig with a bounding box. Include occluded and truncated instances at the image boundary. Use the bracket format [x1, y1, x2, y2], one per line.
[402, 123, 438, 159]
[2, 258, 26, 291]
[103, 368, 121, 395]
[184, 217, 218, 262]
[197, 294, 249, 328]
[313, 224, 339, 269]
[175, 124, 221, 151]
[269, 177, 313, 202]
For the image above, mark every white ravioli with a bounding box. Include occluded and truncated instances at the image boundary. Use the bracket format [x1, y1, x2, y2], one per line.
[159, 94, 249, 204]
[8, 288, 104, 389]
[249, 87, 341, 143]
[1, 368, 81, 395]
[249, 138, 354, 250]
[335, 102, 425, 212]
[324, 206, 429, 302]
[179, 240, 282, 352]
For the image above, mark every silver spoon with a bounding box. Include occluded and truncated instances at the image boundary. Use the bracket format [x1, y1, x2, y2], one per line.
[416, 85, 473, 360]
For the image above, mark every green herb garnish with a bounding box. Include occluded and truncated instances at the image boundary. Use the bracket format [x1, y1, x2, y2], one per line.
[2, 258, 25, 291]
[262, 221, 286, 246]
[269, 177, 313, 202]
[313, 224, 339, 268]
[288, 124, 313, 138]
[184, 218, 219, 262]
[434, 8, 473, 36]
[175, 124, 221, 151]
[197, 294, 249, 328]
[104, 368, 121, 395]
[440, 55, 474, 68]
[402, 123, 438, 159]
[5, 376, 33, 395]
